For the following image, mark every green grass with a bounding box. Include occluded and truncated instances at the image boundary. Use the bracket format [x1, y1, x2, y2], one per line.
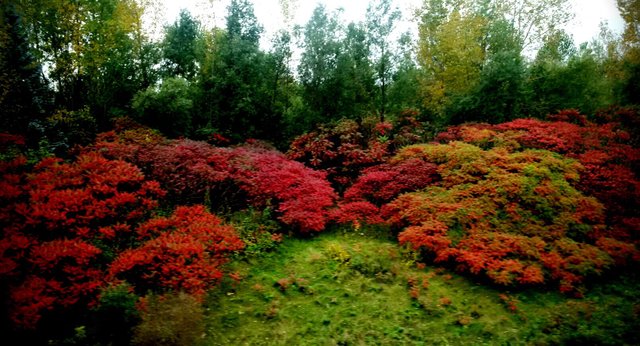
[203, 228, 640, 345]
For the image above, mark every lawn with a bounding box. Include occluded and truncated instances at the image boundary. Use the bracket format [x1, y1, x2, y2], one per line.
[202, 227, 640, 345]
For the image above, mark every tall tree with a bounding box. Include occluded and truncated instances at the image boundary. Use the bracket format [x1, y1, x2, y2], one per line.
[492, 0, 573, 52]
[366, 0, 401, 122]
[335, 22, 375, 119]
[83, 0, 151, 122]
[527, 29, 576, 115]
[203, 0, 278, 141]
[298, 4, 343, 125]
[13, 0, 152, 126]
[387, 32, 423, 114]
[162, 9, 201, 79]
[454, 19, 526, 123]
[0, 4, 49, 134]
[416, 5, 486, 124]
[265, 29, 296, 144]
[616, 0, 640, 104]
[132, 77, 194, 137]
[15, 0, 89, 111]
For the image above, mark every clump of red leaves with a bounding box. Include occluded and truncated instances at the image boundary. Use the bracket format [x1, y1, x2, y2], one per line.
[108, 205, 244, 298]
[0, 150, 245, 330]
[382, 141, 614, 294]
[229, 146, 336, 232]
[0, 153, 164, 329]
[287, 112, 426, 189]
[89, 128, 336, 233]
[329, 158, 440, 226]
[434, 109, 640, 267]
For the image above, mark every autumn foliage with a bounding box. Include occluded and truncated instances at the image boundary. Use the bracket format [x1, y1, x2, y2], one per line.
[91, 128, 336, 232]
[1, 108, 638, 333]
[0, 152, 243, 329]
[382, 142, 613, 293]
[287, 113, 426, 188]
[228, 146, 336, 232]
[435, 109, 640, 259]
[0, 153, 163, 328]
[108, 205, 244, 297]
[331, 109, 639, 293]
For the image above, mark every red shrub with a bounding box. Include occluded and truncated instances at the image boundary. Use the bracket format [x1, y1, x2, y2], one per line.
[384, 141, 616, 293]
[0, 133, 26, 146]
[344, 159, 439, 204]
[328, 201, 384, 225]
[229, 146, 336, 232]
[108, 205, 244, 297]
[287, 114, 426, 189]
[287, 119, 390, 187]
[434, 111, 640, 260]
[0, 153, 164, 329]
[136, 140, 233, 204]
[10, 239, 104, 328]
[22, 153, 163, 234]
[89, 128, 337, 233]
[546, 109, 588, 126]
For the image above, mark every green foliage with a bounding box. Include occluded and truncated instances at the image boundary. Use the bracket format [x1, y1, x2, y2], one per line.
[162, 10, 201, 79]
[417, 6, 487, 125]
[528, 32, 616, 117]
[335, 22, 376, 119]
[89, 283, 140, 345]
[205, 231, 640, 345]
[366, 0, 401, 121]
[297, 4, 345, 125]
[230, 208, 282, 257]
[451, 19, 526, 123]
[133, 292, 205, 346]
[0, 4, 49, 134]
[196, 0, 285, 143]
[132, 77, 193, 138]
[616, 0, 640, 104]
[37, 107, 98, 157]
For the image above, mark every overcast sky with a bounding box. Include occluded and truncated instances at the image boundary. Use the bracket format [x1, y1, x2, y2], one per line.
[149, 0, 625, 49]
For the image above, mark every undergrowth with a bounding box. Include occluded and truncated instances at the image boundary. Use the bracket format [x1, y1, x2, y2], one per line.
[203, 228, 640, 345]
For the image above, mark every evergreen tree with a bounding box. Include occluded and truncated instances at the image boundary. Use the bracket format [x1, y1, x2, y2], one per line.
[0, 4, 49, 134]
[162, 9, 201, 79]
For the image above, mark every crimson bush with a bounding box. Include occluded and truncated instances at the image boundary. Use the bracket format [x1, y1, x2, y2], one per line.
[91, 129, 337, 233]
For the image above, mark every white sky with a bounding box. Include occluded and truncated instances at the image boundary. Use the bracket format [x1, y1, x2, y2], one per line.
[150, 0, 625, 49]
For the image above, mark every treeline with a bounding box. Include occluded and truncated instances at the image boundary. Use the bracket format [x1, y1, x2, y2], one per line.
[1, 0, 639, 151]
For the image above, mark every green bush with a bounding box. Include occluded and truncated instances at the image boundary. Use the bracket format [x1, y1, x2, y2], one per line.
[132, 292, 205, 346]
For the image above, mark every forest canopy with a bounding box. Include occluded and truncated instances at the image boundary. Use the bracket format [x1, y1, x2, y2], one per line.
[1, 0, 638, 149]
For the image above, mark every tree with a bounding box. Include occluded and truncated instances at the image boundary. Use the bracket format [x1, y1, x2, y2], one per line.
[132, 77, 194, 138]
[83, 0, 153, 123]
[416, 6, 486, 124]
[366, 0, 401, 122]
[162, 9, 201, 79]
[202, 0, 279, 141]
[452, 19, 527, 123]
[14, 0, 88, 111]
[0, 4, 49, 135]
[12, 0, 154, 127]
[335, 22, 375, 119]
[298, 4, 343, 125]
[492, 0, 573, 52]
[616, 0, 640, 104]
[387, 32, 423, 114]
[526, 30, 614, 116]
[265, 30, 297, 146]
[618, 0, 639, 45]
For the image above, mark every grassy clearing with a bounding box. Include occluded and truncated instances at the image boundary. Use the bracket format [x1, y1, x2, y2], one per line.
[203, 228, 640, 345]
